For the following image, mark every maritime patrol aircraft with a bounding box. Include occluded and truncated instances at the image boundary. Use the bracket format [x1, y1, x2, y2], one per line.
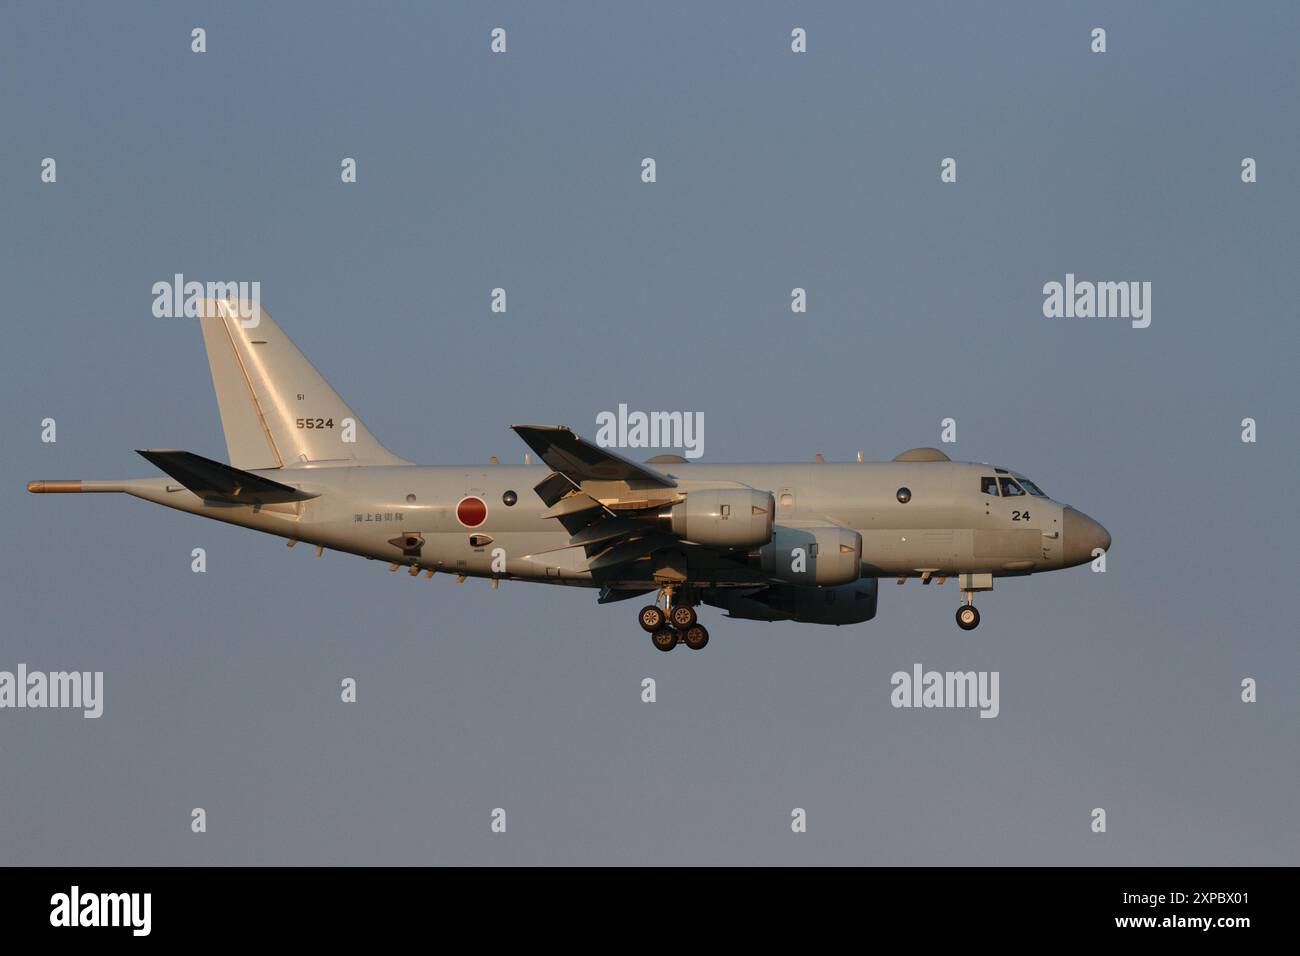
[28, 301, 1111, 652]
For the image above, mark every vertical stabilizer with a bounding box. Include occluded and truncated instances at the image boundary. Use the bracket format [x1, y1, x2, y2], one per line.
[197, 299, 407, 469]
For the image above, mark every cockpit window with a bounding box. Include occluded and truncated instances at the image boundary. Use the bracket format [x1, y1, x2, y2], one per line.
[1017, 477, 1047, 497]
[980, 477, 999, 496]
[998, 476, 1025, 497]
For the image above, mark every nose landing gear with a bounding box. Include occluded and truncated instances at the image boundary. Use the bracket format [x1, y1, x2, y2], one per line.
[953, 574, 992, 631]
[640, 586, 708, 651]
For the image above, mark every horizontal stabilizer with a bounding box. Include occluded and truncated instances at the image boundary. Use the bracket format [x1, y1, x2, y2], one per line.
[135, 449, 317, 504]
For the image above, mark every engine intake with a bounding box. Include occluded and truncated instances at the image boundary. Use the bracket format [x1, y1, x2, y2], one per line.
[750, 524, 862, 586]
[660, 488, 774, 549]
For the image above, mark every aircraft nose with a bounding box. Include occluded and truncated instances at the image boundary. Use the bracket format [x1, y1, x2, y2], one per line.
[1062, 507, 1110, 566]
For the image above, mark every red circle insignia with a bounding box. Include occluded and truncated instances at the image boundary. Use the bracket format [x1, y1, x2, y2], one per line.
[456, 496, 488, 528]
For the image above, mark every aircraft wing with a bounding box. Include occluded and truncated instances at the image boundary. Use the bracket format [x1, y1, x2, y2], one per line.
[135, 449, 317, 504]
[510, 425, 677, 487]
[512, 425, 685, 578]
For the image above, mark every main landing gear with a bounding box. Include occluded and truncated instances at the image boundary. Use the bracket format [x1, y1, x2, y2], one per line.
[638, 586, 708, 651]
[955, 592, 981, 631]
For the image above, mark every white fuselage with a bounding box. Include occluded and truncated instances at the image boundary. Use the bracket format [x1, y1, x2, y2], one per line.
[115, 460, 1082, 587]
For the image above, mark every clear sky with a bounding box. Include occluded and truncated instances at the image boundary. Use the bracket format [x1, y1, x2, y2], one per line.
[2, 1, 1297, 864]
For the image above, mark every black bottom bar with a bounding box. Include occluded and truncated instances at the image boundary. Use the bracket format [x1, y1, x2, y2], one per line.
[0, 866, 1286, 940]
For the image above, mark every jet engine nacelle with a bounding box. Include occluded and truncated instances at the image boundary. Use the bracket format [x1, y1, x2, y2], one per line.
[663, 488, 775, 549]
[750, 524, 863, 586]
[705, 579, 879, 625]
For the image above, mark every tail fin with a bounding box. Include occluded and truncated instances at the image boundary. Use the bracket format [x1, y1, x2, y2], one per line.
[197, 299, 407, 469]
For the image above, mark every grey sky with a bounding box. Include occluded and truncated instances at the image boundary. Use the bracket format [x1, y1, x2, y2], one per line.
[2, 1, 1297, 865]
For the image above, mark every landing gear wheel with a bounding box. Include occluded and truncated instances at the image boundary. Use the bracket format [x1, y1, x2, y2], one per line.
[650, 627, 678, 652]
[639, 605, 666, 632]
[669, 605, 697, 629]
[682, 624, 710, 650]
[956, 605, 981, 631]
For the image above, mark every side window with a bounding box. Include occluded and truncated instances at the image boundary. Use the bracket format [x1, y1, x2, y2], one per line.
[1019, 478, 1047, 498]
[998, 477, 1025, 497]
[981, 477, 999, 496]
